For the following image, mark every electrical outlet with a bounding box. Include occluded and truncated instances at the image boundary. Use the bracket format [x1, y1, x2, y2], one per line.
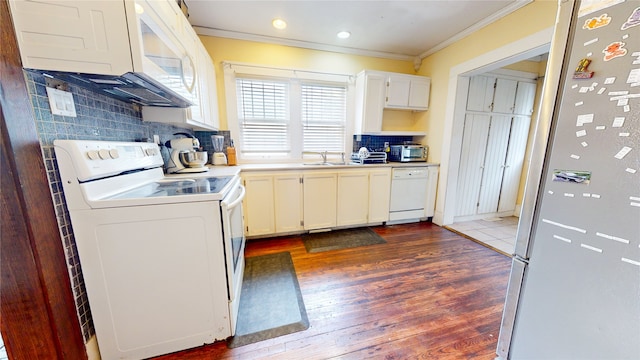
[153, 135, 160, 144]
[46, 87, 76, 117]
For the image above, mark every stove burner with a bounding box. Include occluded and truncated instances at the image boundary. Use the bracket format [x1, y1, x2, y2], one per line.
[108, 176, 233, 200]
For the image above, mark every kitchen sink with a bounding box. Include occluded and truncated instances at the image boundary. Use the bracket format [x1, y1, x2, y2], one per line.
[303, 162, 341, 166]
[302, 162, 359, 166]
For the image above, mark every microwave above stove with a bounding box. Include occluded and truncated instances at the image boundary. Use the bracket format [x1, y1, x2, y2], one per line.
[389, 145, 428, 162]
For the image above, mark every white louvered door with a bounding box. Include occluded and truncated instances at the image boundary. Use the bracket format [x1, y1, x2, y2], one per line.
[492, 78, 518, 113]
[498, 116, 531, 212]
[513, 82, 537, 115]
[456, 75, 536, 219]
[466, 75, 495, 112]
[456, 114, 491, 217]
[477, 115, 511, 214]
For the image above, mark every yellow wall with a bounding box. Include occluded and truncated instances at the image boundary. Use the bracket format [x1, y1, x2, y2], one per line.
[503, 59, 544, 73]
[416, 0, 558, 162]
[199, 0, 558, 158]
[198, 36, 416, 129]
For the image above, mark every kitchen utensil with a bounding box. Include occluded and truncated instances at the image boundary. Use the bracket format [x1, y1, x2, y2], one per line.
[166, 133, 208, 174]
[226, 139, 237, 166]
[358, 147, 370, 159]
[211, 135, 227, 165]
[179, 150, 208, 167]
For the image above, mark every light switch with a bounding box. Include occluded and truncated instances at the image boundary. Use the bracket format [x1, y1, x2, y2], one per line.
[46, 87, 77, 117]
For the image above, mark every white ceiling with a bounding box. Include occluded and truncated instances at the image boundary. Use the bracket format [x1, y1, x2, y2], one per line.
[187, 0, 532, 61]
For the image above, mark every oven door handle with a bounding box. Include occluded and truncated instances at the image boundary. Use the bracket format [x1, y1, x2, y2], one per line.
[222, 184, 246, 210]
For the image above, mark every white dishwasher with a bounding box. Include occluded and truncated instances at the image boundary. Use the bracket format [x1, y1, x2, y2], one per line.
[389, 167, 428, 224]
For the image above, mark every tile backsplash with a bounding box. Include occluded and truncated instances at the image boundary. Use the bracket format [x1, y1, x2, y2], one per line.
[25, 70, 199, 342]
[352, 135, 417, 152]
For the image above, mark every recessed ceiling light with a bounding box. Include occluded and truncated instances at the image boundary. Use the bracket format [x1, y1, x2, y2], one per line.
[337, 31, 351, 39]
[272, 18, 287, 30]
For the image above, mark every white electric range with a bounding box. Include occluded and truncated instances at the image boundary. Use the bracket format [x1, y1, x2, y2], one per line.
[54, 139, 246, 360]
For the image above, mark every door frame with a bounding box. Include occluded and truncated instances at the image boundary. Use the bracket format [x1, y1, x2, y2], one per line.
[1, 1, 87, 358]
[455, 72, 538, 222]
[433, 27, 553, 226]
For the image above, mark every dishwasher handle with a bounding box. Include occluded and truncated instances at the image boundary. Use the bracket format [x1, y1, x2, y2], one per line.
[392, 167, 429, 178]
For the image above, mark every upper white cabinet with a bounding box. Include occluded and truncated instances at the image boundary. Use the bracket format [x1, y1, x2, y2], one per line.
[10, 0, 220, 130]
[385, 74, 431, 110]
[354, 70, 430, 134]
[9, 0, 132, 75]
[354, 72, 386, 134]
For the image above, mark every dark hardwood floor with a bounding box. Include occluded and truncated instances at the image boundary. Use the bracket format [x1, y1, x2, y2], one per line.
[154, 222, 511, 360]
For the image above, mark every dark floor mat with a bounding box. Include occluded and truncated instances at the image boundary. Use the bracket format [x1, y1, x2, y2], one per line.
[228, 252, 308, 348]
[302, 227, 387, 253]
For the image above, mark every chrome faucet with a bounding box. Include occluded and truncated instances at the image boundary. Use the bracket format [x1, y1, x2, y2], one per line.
[302, 150, 346, 165]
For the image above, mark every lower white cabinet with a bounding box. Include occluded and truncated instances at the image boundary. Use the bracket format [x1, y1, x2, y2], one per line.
[303, 171, 337, 230]
[242, 167, 394, 237]
[369, 168, 392, 223]
[242, 175, 275, 236]
[337, 171, 370, 227]
[274, 173, 304, 233]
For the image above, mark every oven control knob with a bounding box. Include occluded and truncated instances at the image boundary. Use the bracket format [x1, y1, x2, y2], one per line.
[145, 148, 156, 156]
[98, 149, 110, 160]
[87, 150, 100, 160]
[109, 149, 119, 159]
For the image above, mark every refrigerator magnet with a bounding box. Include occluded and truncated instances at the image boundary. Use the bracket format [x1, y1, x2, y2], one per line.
[621, 7, 640, 30]
[552, 170, 591, 184]
[573, 58, 595, 79]
[603, 41, 627, 61]
[614, 146, 632, 160]
[613, 117, 626, 127]
[583, 14, 612, 29]
[576, 113, 594, 126]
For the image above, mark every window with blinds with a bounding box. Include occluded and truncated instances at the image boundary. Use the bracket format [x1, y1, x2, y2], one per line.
[235, 77, 347, 160]
[236, 78, 289, 156]
[302, 84, 346, 152]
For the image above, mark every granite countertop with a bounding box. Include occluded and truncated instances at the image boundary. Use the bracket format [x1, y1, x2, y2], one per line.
[165, 162, 439, 177]
[239, 161, 439, 172]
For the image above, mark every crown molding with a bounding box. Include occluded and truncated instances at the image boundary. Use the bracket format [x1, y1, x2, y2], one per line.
[194, 26, 416, 62]
[194, 0, 533, 65]
[417, 0, 533, 60]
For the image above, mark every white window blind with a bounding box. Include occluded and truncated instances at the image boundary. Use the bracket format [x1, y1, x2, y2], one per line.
[236, 78, 289, 155]
[235, 76, 348, 160]
[302, 84, 346, 152]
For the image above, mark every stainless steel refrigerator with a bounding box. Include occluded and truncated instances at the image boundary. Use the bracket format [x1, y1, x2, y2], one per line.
[496, 0, 640, 358]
